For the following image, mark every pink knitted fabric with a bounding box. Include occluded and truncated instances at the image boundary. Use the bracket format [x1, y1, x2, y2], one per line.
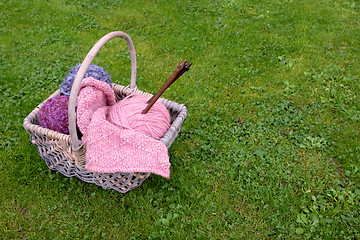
[77, 77, 116, 134]
[82, 107, 170, 177]
[76, 78, 170, 178]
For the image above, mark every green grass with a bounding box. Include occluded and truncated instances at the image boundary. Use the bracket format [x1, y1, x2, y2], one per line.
[1, 0, 360, 239]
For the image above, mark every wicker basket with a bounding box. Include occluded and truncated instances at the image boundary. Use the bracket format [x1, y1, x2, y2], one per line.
[23, 31, 187, 193]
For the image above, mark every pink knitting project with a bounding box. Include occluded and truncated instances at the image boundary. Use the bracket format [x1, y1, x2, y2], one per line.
[76, 77, 116, 134]
[77, 77, 170, 178]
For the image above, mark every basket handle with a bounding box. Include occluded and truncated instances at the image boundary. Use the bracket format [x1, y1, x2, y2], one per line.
[68, 31, 137, 150]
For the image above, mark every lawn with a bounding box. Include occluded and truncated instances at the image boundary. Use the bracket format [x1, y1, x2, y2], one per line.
[1, 0, 360, 239]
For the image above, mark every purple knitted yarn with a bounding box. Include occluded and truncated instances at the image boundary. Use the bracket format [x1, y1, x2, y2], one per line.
[60, 64, 112, 96]
[38, 96, 70, 134]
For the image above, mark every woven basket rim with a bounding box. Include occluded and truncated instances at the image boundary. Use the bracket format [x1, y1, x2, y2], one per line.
[23, 83, 188, 148]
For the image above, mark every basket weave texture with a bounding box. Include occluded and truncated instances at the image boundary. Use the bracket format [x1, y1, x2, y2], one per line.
[23, 31, 187, 193]
[23, 85, 187, 193]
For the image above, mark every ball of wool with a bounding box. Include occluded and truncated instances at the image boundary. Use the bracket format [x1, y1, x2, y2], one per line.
[60, 64, 112, 96]
[38, 96, 70, 134]
[108, 95, 171, 140]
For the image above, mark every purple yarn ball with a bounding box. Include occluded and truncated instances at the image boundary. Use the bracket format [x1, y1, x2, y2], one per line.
[38, 96, 70, 134]
[60, 64, 112, 96]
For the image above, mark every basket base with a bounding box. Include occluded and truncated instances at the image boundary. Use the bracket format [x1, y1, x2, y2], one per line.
[33, 136, 150, 193]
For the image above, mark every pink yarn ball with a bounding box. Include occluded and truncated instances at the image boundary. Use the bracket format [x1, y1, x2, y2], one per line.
[38, 96, 70, 134]
[108, 95, 170, 139]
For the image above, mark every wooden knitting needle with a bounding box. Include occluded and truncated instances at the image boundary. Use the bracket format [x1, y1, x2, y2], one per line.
[145, 61, 192, 104]
[146, 60, 187, 104]
[142, 60, 191, 114]
[172, 62, 192, 85]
